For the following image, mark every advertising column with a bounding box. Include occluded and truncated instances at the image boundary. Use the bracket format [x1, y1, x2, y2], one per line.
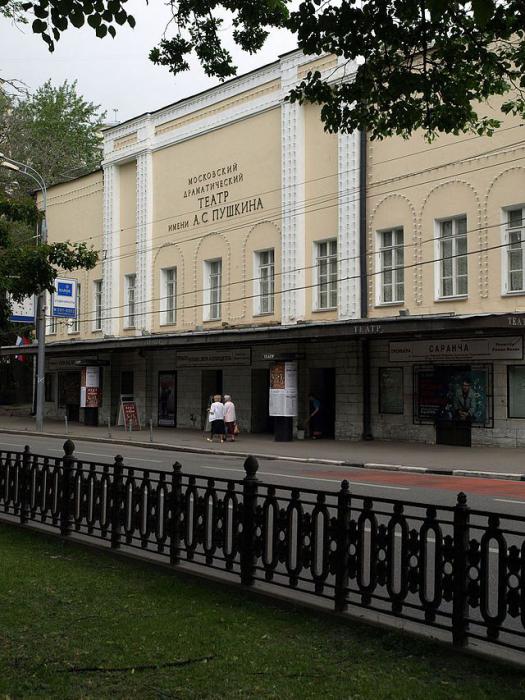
[80, 367, 102, 426]
[269, 361, 297, 441]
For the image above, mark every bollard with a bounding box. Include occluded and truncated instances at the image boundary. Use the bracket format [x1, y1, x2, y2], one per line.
[170, 461, 183, 565]
[452, 492, 470, 647]
[149, 418, 153, 443]
[240, 455, 259, 586]
[334, 479, 351, 612]
[20, 445, 31, 525]
[107, 417, 112, 439]
[64, 415, 69, 435]
[60, 439, 75, 537]
[111, 454, 124, 549]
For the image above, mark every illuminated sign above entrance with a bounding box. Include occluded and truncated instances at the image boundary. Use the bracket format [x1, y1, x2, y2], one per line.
[389, 336, 523, 362]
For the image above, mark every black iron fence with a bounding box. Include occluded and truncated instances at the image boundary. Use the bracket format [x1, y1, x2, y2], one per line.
[1, 439, 524, 654]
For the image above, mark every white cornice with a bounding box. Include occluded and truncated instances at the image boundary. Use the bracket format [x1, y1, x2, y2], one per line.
[103, 50, 336, 164]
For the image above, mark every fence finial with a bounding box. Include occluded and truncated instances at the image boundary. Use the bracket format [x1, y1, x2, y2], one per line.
[456, 492, 467, 506]
[243, 455, 259, 479]
[63, 439, 75, 457]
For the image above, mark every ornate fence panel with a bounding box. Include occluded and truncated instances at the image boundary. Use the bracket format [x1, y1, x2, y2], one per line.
[1, 439, 525, 655]
[343, 495, 456, 636]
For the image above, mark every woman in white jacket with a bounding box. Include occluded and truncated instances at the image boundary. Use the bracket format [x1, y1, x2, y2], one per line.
[207, 394, 225, 443]
[223, 395, 237, 442]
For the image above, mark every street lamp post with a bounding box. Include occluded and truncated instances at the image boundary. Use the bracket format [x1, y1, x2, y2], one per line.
[0, 154, 48, 432]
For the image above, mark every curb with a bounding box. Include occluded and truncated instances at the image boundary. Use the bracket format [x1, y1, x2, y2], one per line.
[0, 426, 524, 482]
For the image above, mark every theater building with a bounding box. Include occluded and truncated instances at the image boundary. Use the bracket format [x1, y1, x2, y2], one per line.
[365, 112, 525, 447]
[5, 50, 525, 447]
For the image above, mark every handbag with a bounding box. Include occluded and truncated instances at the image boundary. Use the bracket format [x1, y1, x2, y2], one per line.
[234, 422, 240, 435]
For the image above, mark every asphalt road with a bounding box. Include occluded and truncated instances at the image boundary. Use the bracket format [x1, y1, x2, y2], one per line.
[2, 433, 525, 516]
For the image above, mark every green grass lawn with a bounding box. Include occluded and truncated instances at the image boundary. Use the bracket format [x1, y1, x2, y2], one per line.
[0, 524, 524, 699]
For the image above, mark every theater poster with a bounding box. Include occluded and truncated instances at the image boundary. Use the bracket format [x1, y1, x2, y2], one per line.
[415, 365, 491, 426]
[269, 361, 297, 417]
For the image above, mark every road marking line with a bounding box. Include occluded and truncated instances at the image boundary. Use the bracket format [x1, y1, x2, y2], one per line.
[494, 498, 525, 505]
[199, 465, 410, 489]
[75, 451, 163, 463]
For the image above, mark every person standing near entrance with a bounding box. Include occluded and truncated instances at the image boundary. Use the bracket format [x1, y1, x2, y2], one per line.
[453, 378, 477, 422]
[223, 394, 237, 441]
[307, 393, 322, 439]
[207, 394, 225, 443]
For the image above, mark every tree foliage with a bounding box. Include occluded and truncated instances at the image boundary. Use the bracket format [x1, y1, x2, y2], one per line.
[0, 80, 105, 189]
[2, 0, 524, 140]
[1, 1, 523, 139]
[0, 193, 98, 329]
[0, 81, 101, 329]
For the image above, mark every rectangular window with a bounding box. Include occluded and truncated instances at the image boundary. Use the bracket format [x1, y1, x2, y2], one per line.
[204, 259, 221, 321]
[93, 279, 102, 331]
[379, 228, 404, 303]
[68, 282, 81, 333]
[255, 249, 275, 314]
[316, 239, 337, 309]
[508, 365, 525, 418]
[507, 208, 525, 292]
[125, 274, 136, 328]
[161, 267, 177, 325]
[378, 367, 404, 414]
[438, 216, 468, 298]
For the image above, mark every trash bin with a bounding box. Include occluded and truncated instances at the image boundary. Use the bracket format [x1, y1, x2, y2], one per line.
[435, 419, 471, 447]
[84, 407, 99, 426]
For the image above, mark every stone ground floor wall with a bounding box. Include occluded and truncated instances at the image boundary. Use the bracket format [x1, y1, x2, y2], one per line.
[41, 339, 364, 437]
[41, 330, 525, 447]
[369, 335, 525, 447]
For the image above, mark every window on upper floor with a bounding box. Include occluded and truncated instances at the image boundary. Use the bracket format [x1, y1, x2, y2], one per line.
[254, 249, 275, 315]
[204, 259, 221, 321]
[125, 274, 136, 328]
[378, 228, 404, 304]
[315, 239, 337, 310]
[93, 279, 103, 331]
[437, 216, 467, 298]
[68, 283, 81, 333]
[161, 267, 177, 325]
[505, 207, 525, 293]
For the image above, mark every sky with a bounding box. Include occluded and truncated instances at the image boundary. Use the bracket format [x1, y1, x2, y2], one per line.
[0, 0, 297, 123]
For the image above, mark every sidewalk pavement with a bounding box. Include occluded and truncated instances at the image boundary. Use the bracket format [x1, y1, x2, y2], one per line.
[0, 414, 524, 479]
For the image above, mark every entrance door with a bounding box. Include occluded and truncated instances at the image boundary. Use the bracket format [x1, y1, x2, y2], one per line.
[201, 370, 222, 429]
[58, 371, 81, 422]
[121, 371, 134, 396]
[251, 368, 273, 433]
[309, 368, 336, 438]
[158, 371, 177, 427]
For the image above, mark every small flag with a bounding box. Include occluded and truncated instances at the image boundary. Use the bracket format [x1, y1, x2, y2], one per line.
[15, 335, 31, 363]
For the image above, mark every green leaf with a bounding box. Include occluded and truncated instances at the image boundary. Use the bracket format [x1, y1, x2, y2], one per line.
[472, 0, 496, 27]
[31, 17, 46, 32]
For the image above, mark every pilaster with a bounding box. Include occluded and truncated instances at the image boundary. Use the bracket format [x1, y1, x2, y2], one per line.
[281, 57, 306, 325]
[338, 130, 361, 319]
[136, 151, 154, 332]
[102, 164, 120, 335]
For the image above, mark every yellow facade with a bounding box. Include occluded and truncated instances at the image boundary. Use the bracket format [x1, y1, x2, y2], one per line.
[40, 171, 103, 340]
[367, 102, 525, 318]
[44, 50, 346, 343]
